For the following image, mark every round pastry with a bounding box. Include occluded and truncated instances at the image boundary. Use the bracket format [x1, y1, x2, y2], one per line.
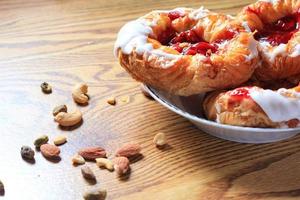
[203, 84, 300, 128]
[114, 7, 258, 96]
[237, 0, 300, 81]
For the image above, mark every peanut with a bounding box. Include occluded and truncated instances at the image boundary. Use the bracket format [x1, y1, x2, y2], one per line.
[71, 154, 85, 165]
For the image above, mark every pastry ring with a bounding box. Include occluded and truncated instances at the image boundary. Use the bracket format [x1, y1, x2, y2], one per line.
[203, 84, 300, 128]
[114, 7, 258, 96]
[237, 0, 300, 81]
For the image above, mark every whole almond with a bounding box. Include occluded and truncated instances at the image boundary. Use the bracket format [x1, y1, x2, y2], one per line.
[113, 156, 130, 175]
[115, 143, 141, 157]
[78, 147, 106, 161]
[71, 154, 85, 165]
[53, 135, 67, 146]
[40, 144, 60, 159]
[81, 166, 96, 181]
[153, 132, 166, 147]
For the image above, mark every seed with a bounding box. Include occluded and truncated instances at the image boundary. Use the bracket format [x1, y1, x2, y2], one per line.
[140, 84, 153, 99]
[83, 188, 107, 200]
[52, 105, 67, 116]
[153, 132, 167, 147]
[40, 144, 60, 159]
[107, 97, 116, 105]
[0, 180, 4, 196]
[21, 146, 35, 160]
[34, 135, 49, 148]
[40, 82, 52, 94]
[96, 158, 114, 171]
[120, 96, 130, 103]
[71, 154, 85, 165]
[53, 135, 67, 146]
[81, 166, 96, 181]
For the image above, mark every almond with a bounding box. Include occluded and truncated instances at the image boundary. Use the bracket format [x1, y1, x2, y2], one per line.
[115, 143, 141, 157]
[40, 144, 60, 159]
[78, 147, 106, 161]
[113, 156, 130, 175]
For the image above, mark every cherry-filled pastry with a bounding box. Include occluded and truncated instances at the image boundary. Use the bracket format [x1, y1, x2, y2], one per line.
[237, 0, 300, 80]
[115, 0, 300, 128]
[115, 7, 258, 96]
[203, 84, 300, 128]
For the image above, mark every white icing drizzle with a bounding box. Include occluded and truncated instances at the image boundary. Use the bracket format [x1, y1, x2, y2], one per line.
[259, 41, 287, 62]
[188, 6, 210, 20]
[114, 19, 153, 57]
[245, 37, 258, 61]
[290, 44, 300, 57]
[249, 87, 300, 122]
[242, 21, 251, 32]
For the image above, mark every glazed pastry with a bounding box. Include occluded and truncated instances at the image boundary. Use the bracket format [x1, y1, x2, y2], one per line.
[115, 7, 258, 96]
[203, 85, 300, 128]
[237, 0, 300, 81]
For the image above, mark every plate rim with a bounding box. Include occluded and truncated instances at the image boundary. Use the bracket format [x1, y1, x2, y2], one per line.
[146, 85, 300, 133]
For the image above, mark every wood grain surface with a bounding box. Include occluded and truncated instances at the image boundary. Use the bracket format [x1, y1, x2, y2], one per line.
[1, 0, 300, 199]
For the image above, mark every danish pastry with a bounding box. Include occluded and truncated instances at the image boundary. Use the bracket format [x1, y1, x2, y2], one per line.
[203, 84, 300, 128]
[115, 7, 258, 96]
[237, 0, 300, 81]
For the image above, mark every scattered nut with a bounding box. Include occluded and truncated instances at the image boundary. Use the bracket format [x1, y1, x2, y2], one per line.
[40, 144, 60, 159]
[72, 154, 85, 165]
[81, 166, 96, 181]
[96, 158, 114, 171]
[83, 188, 107, 200]
[0, 180, 4, 196]
[52, 105, 67, 116]
[140, 84, 153, 99]
[113, 156, 130, 175]
[54, 109, 82, 127]
[72, 83, 89, 104]
[107, 97, 116, 105]
[34, 135, 49, 148]
[53, 135, 67, 146]
[153, 132, 167, 147]
[21, 146, 35, 160]
[120, 96, 130, 103]
[78, 147, 107, 161]
[40, 82, 52, 94]
[115, 143, 141, 158]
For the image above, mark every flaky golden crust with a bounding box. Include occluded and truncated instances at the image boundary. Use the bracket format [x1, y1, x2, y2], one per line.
[237, 0, 300, 81]
[116, 9, 258, 96]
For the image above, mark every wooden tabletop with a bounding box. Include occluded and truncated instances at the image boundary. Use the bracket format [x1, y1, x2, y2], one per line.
[2, 0, 300, 199]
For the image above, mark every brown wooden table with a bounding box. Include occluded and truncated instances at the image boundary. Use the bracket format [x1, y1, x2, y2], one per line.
[2, 0, 300, 199]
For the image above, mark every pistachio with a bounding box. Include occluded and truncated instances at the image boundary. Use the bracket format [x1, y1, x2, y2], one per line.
[52, 105, 67, 116]
[34, 135, 49, 148]
[21, 146, 35, 160]
[53, 135, 67, 146]
[83, 188, 107, 200]
[40, 82, 52, 94]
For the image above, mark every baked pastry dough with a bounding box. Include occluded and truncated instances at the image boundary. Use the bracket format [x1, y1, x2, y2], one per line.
[203, 84, 300, 128]
[237, 0, 300, 81]
[115, 7, 258, 96]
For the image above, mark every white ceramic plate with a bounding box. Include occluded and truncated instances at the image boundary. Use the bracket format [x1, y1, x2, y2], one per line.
[145, 85, 300, 143]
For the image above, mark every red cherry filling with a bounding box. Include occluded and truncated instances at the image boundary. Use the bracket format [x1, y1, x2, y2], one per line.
[228, 87, 251, 102]
[157, 11, 236, 56]
[255, 12, 300, 46]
